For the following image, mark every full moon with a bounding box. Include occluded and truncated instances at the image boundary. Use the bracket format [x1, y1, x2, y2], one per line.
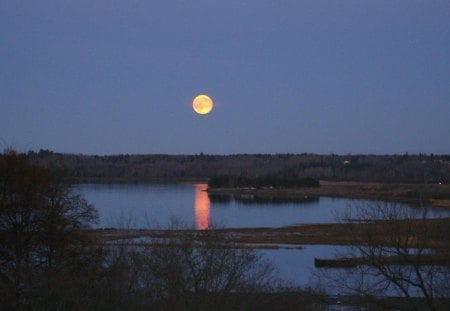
[192, 94, 213, 115]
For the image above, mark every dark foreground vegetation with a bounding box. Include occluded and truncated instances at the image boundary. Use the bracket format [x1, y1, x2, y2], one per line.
[29, 149, 450, 184]
[2, 151, 450, 310]
[100, 205, 450, 310]
[0, 152, 338, 310]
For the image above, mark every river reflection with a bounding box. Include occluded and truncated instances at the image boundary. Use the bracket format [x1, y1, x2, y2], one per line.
[76, 183, 450, 229]
[194, 184, 210, 230]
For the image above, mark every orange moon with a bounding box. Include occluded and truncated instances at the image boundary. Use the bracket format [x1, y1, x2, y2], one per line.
[192, 94, 213, 115]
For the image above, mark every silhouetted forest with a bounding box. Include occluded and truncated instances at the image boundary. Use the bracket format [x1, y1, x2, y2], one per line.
[28, 150, 449, 184]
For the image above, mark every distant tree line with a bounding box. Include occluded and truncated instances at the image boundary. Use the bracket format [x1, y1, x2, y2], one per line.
[208, 175, 320, 188]
[27, 150, 450, 184]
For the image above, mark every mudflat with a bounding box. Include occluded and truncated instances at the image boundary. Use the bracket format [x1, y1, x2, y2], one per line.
[96, 217, 450, 249]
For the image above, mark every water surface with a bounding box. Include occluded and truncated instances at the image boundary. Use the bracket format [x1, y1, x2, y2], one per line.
[75, 183, 449, 229]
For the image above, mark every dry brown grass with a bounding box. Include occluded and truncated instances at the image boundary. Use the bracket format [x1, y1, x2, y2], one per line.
[92, 217, 450, 249]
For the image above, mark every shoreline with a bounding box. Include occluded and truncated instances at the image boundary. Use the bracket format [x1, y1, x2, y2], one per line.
[95, 217, 450, 249]
[71, 179, 450, 208]
[207, 180, 450, 209]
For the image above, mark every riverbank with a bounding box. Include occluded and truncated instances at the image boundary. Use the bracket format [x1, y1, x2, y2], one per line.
[93, 218, 450, 309]
[95, 217, 450, 249]
[208, 180, 450, 208]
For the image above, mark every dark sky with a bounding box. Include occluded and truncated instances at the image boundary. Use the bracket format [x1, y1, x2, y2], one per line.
[1, 1, 449, 155]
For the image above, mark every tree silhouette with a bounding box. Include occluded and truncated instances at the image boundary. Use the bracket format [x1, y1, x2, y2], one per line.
[0, 151, 98, 309]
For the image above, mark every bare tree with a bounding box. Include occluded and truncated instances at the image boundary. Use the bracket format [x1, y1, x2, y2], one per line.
[316, 202, 450, 310]
[0, 152, 98, 309]
[130, 225, 275, 310]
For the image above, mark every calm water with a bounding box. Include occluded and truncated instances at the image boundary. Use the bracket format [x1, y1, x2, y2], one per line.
[76, 183, 449, 292]
[75, 183, 449, 229]
[260, 245, 347, 288]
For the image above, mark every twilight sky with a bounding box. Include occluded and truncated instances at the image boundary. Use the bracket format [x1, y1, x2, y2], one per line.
[1, 1, 449, 155]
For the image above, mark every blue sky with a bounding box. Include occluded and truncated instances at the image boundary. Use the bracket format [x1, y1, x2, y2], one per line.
[1, 1, 449, 155]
